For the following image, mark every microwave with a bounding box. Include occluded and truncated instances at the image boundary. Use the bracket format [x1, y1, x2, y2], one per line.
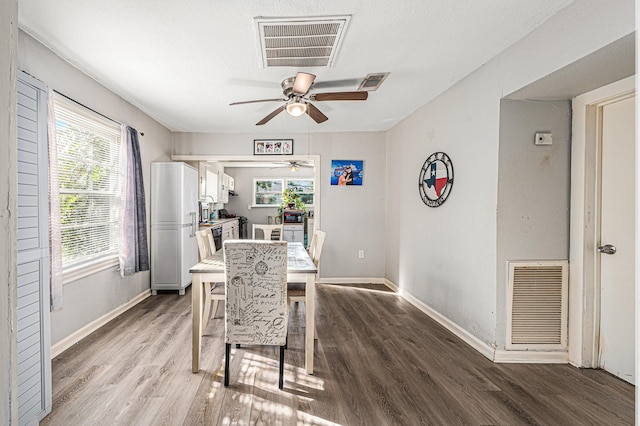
[283, 209, 304, 224]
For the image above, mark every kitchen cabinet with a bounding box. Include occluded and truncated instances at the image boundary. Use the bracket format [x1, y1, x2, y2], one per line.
[283, 224, 304, 243]
[151, 162, 199, 295]
[198, 162, 218, 203]
[218, 172, 234, 204]
[206, 168, 218, 202]
[198, 162, 207, 199]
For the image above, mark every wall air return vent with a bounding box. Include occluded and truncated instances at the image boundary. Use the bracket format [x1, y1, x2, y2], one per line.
[255, 16, 351, 68]
[506, 260, 568, 350]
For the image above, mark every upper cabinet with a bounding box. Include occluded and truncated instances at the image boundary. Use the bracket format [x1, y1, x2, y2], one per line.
[218, 172, 235, 204]
[198, 162, 207, 199]
[198, 161, 234, 204]
[198, 161, 221, 203]
[206, 168, 218, 202]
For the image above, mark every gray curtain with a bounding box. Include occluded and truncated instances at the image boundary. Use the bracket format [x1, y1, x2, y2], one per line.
[120, 126, 149, 276]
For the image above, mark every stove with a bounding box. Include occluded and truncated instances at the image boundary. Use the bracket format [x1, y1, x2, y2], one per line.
[237, 216, 248, 239]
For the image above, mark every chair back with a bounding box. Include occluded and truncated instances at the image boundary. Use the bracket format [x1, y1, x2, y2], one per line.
[311, 230, 326, 267]
[195, 229, 217, 261]
[223, 240, 288, 346]
[252, 224, 284, 241]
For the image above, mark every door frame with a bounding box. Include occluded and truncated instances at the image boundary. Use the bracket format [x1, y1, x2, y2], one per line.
[568, 75, 635, 368]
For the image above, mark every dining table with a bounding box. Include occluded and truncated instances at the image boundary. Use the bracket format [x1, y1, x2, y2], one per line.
[189, 241, 318, 374]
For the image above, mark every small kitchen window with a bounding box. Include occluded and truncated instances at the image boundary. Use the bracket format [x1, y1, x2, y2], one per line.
[253, 178, 315, 207]
[286, 179, 314, 205]
[254, 178, 284, 206]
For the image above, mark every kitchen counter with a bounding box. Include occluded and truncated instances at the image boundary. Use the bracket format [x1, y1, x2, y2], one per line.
[198, 217, 238, 230]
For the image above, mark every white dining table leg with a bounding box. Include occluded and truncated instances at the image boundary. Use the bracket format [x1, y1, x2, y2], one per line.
[192, 274, 203, 373]
[305, 273, 315, 374]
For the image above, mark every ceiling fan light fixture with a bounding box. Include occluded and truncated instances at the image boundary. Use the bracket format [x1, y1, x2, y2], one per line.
[286, 99, 307, 117]
[289, 164, 298, 172]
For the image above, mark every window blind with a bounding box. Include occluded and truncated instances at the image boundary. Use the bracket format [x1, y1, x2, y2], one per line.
[53, 94, 124, 270]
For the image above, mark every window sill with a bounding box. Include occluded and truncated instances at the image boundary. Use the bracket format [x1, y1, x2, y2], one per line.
[63, 256, 119, 284]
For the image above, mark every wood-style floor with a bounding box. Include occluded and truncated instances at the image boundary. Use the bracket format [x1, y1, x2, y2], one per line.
[42, 283, 634, 425]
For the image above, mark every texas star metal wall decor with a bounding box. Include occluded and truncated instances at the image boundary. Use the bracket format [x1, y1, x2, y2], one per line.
[418, 152, 454, 207]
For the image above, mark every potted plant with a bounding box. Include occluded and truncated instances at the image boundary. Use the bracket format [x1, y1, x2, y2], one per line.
[278, 187, 306, 218]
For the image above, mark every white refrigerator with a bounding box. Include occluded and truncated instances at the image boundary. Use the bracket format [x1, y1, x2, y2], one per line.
[150, 162, 199, 295]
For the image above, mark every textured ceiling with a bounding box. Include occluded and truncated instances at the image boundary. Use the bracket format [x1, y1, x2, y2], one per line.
[18, 0, 574, 134]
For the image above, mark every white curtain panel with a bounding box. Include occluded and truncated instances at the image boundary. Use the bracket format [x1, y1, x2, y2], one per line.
[47, 88, 63, 310]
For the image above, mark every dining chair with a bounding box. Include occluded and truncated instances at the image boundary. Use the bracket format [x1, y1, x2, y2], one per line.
[252, 224, 284, 241]
[223, 240, 289, 389]
[195, 229, 225, 329]
[288, 229, 326, 338]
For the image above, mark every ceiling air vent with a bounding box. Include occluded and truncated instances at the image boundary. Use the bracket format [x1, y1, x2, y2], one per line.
[358, 72, 390, 91]
[255, 16, 351, 68]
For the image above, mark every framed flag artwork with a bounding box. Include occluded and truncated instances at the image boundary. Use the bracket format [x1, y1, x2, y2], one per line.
[418, 152, 454, 207]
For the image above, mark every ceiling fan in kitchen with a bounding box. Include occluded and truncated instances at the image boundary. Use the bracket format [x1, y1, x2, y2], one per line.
[271, 160, 314, 172]
[229, 72, 368, 125]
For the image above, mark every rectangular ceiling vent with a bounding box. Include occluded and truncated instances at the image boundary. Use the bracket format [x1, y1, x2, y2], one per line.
[358, 72, 390, 91]
[255, 16, 351, 68]
[506, 260, 568, 351]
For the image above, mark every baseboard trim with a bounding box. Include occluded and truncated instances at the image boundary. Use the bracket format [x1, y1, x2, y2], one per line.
[383, 278, 398, 292]
[51, 289, 152, 359]
[398, 288, 496, 361]
[317, 277, 387, 285]
[494, 350, 569, 364]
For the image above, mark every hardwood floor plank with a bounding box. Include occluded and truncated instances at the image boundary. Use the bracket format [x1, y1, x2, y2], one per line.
[42, 283, 634, 425]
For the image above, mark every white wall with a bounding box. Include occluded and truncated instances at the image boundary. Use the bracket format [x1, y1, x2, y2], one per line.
[495, 99, 572, 350]
[1, 1, 19, 423]
[18, 31, 173, 346]
[224, 165, 315, 227]
[173, 131, 387, 279]
[385, 0, 634, 351]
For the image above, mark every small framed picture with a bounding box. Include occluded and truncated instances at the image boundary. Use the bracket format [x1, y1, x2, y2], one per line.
[254, 139, 293, 155]
[331, 160, 364, 186]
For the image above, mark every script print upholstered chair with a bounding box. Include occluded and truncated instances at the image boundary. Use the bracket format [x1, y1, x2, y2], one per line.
[223, 240, 289, 389]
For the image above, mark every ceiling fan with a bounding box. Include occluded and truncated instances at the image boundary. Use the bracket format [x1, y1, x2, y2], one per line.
[230, 72, 368, 125]
[271, 160, 314, 172]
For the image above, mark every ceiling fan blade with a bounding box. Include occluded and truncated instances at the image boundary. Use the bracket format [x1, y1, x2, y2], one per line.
[310, 91, 368, 101]
[307, 103, 328, 124]
[292, 72, 316, 95]
[256, 106, 285, 125]
[230, 98, 285, 106]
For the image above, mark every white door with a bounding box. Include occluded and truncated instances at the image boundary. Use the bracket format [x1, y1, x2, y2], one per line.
[598, 95, 635, 384]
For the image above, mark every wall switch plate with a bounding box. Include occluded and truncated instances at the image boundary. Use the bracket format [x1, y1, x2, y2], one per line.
[535, 132, 552, 145]
[358, 250, 365, 259]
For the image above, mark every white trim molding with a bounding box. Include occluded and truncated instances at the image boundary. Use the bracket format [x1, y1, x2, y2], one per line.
[397, 288, 496, 361]
[51, 289, 152, 359]
[317, 277, 388, 286]
[494, 350, 569, 364]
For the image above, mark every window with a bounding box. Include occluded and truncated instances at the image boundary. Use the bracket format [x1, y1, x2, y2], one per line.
[254, 179, 283, 206]
[253, 178, 315, 207]
[286, 179, 314, 205]
[53, 94, 124, 274]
